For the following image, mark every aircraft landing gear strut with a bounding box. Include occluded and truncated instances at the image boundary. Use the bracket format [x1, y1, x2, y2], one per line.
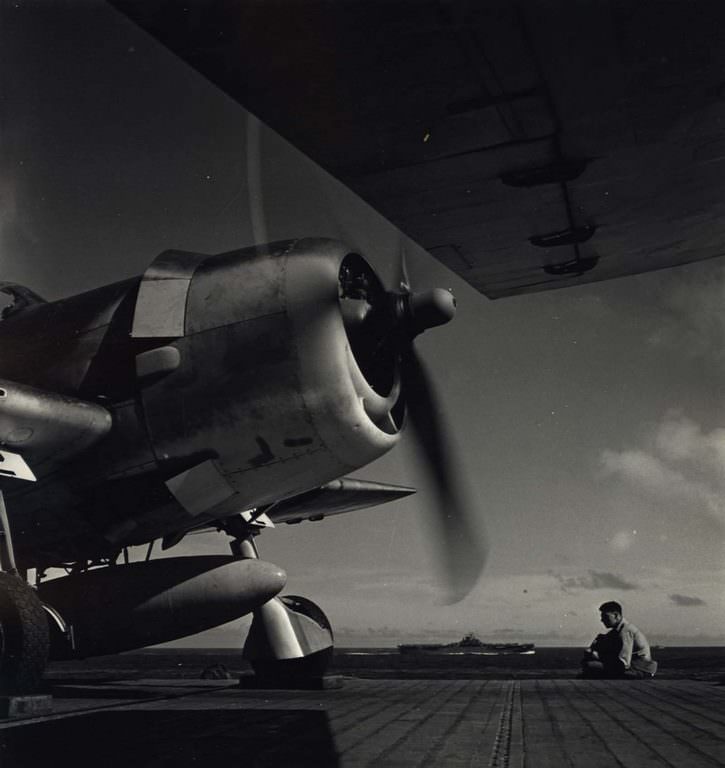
[234, 536, 335, 687]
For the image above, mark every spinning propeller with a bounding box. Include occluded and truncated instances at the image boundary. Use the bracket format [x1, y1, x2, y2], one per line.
[244, 121, 486, 599]
[340, 248, 489, 602]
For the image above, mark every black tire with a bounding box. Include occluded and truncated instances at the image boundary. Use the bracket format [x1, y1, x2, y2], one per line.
[0, 572, 49, 695]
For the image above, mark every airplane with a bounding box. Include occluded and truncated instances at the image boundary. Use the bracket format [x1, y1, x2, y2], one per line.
[1, 0, 724, 694]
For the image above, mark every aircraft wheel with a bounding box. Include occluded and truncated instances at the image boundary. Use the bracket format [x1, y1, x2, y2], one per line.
[0, 573, 49, 694]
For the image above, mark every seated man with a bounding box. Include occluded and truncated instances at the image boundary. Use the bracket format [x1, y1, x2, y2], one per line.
[581, 601, 657, 679]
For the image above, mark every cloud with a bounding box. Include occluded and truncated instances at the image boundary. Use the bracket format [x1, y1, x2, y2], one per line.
[610, 530, 636, 552]
[647, 262, 725, 364]
[601, 413, 725, 526]
[669, 594, 706, 607]
[555, 570, 638, 592]
[654, 413, 725, 471]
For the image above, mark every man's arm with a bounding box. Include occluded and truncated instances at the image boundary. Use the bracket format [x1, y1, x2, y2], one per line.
[586, 633, 605, 659]
[632, 626, 652, 660]
[618, 627, 634, 668]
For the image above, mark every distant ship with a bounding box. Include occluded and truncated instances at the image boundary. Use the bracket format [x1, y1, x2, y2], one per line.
[398, 633, 536, 655]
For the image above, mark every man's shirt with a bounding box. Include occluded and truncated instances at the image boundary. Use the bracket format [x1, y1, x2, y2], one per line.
[615, 619, 651, 668]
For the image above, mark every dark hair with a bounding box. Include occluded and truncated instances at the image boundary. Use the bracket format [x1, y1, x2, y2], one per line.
[599, 601, 622, 614]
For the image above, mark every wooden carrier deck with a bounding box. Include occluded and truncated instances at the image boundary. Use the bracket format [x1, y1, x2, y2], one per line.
[0, 677, 722, 766]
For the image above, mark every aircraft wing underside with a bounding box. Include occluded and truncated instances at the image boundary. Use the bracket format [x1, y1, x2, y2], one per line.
[108, 0, 725, 298]
[162, 478, 416, 550]
[258, 477, 415, 525]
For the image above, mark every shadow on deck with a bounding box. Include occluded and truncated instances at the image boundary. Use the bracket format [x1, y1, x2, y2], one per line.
[0, 677, 722, 767]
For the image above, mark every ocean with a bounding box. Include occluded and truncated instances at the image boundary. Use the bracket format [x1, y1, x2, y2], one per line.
[45, 646, 725, 682]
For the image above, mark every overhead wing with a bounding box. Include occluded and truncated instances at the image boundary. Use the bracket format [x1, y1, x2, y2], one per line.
[108, 0, 725, 298]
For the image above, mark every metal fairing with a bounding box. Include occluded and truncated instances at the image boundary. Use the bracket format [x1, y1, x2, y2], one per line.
[131, 249, 209, 339]
[0, 379, 111, 473]
[0, 239, 400, 567]
[141, 238, 400, 518]
[38, 555, 287, 657]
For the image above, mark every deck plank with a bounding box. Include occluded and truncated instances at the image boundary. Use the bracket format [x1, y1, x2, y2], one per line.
[0, 677, 723, 767]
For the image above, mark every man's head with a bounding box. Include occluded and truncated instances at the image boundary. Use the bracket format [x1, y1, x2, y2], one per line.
[599, 600, 623, 628]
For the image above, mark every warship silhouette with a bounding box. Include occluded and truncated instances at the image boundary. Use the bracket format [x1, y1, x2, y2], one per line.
[398, 632, 535, 655]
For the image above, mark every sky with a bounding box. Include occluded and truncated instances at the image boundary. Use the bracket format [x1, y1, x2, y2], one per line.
[2, 1, 724, 648]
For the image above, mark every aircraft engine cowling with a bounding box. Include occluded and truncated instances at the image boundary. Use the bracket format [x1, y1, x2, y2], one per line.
[136, 238, 404, 517]
[38, 556, 286, 658]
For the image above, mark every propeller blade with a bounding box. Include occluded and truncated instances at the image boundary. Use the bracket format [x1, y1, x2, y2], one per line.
[402, 347, 488, 602]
